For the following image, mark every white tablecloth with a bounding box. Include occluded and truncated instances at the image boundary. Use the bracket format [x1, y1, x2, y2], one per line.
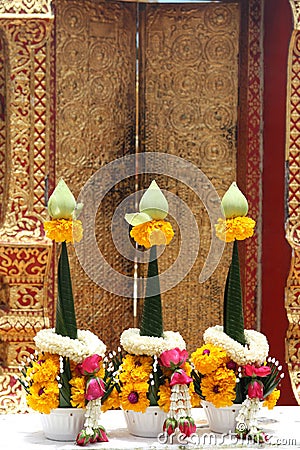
[1, 407, 300, 449]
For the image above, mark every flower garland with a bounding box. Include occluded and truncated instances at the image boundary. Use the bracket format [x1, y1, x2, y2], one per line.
[203, 326, 269, 365]
[120, 328, 186, 356]
[34, 329, 106, 364]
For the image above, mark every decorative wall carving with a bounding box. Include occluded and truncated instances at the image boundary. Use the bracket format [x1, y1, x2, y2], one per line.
[286, 0, 300, 404]
[0, 0, 52, 17]
[0, 17, 53, 412]
[139, 3, 239, 351]
[54, 0, 136, 351]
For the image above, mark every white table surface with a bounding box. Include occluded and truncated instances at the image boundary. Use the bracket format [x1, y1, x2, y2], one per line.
[1, 406, 300, 449]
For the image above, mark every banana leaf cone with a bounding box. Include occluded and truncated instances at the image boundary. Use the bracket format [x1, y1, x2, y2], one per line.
[223, 240, 246, 346]
[140, 245, 163, 338]
[55, 241, 78, 406]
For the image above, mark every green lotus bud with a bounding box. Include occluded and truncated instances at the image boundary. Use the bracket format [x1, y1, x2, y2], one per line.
[139, 180, 168, 220]
[47, 179, 76, 219]
[221, 182, 248, 219]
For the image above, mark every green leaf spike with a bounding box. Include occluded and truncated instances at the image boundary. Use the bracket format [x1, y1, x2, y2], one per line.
[223, 240, 246, 346]
[140, 245, 164, 338]
[55, 241, 77, 340]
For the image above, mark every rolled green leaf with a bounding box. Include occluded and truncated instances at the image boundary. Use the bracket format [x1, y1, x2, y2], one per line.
[223, 240, 246, 346]
[140, 246, 163, 338]
[55, 241, 77, 340]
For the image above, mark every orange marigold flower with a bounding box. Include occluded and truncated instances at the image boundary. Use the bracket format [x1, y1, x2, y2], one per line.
[201, 366, 236, 408]
[27, 381, 59, 413]
[189, 382, 201, 408]
[101, 386, 121, 412]
[119, 355, 153, 383]
[191, 343, 228, 375]
[158, 381, 171, 413]
[263, 388, 280, 410]
[130, 220, 174, 248]
[70, 376, 86, 408]
[120, 381, 150, 413]
[44, 219, 83, 243]
[215, 216, 256, 242]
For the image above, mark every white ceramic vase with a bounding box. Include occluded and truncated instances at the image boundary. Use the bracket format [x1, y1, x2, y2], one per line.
[123, 406, 167, 437]
[40, 407, 86, 441]
[202, 400, 242, 434]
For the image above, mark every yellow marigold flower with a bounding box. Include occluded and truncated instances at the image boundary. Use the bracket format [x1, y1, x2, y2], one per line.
[27, 381, 59, 414]
[119, 355, 153, 383]
[102, 386, 121, 412]
[263, 389, 280, 410]
[189, 382, 201, 408]
[215, 216, 255, 242]
[191, 343, 228, 375]
[70, 376, 86, 408]
[130, 220, 174, 248]
[120, 381, 150, 413]
[158, 381, 171, 413]
[44, 218, 83, 243]
[95, 363, 105, 380]
[201, 366, 236, 408]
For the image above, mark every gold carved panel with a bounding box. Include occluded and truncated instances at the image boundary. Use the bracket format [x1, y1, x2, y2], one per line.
[0, 17, 53, 412]
[0, 0, 52, 17]
[286, 0, 300, 404]
[54, 0, 137, 350]
[139, 3, 239, 351]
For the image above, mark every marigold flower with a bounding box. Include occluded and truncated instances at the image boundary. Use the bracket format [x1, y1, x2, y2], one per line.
[191, 343, 228, 375]
[44, 218, 83, 243]
[119, 355, 153, 383]
[189, 382, 201, 408]
[120, 381, 150, 412]
[101, 386, 121, 412]
[27, 381, 59, 413]
[263, 388, 280, 410]
[201, 366, 236, 408]
[157, 381, 171, 413]
[130, 220, 174, 248]
[70, 376, 86, 408]
[215, 216, 255, 242]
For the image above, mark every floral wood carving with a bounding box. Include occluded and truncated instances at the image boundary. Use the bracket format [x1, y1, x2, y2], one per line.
[286, 0, 300, 405]
[0, 16, 53, 412]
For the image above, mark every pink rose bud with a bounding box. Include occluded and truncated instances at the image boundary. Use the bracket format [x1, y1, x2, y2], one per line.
[97, 427, 109, 442]
[248, 380, 264, 399]
[244, 364, 256, 377]
[85, 377, 105, 400]
[244, 364, 271, 378]
[170, 369, 193, 386]
[163, 417, 177, 436]
[76, 430, 90, 446]
[178, 417, 196, 437]
[79, 354, 102, 375]
[159, 348, 188, 368]
[254, 366, 271, 377]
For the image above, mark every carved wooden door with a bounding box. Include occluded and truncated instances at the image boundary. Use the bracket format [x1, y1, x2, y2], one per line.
[55, 1, 240, 352]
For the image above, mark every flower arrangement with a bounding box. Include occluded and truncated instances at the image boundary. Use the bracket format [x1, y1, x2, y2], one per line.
[191, 182, 284, 441]
[19, 179, 108, 446]
[102, 181, 200, 437]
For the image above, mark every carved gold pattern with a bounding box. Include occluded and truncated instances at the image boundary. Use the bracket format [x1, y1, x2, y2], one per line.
[285, 23, 300, 404]
[290, 0, 300, 29]
[0, 16, 53, 412]
[0, 0, 52, 17]
[54, 0, 136, 351]
[139, 3, 239, 352]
